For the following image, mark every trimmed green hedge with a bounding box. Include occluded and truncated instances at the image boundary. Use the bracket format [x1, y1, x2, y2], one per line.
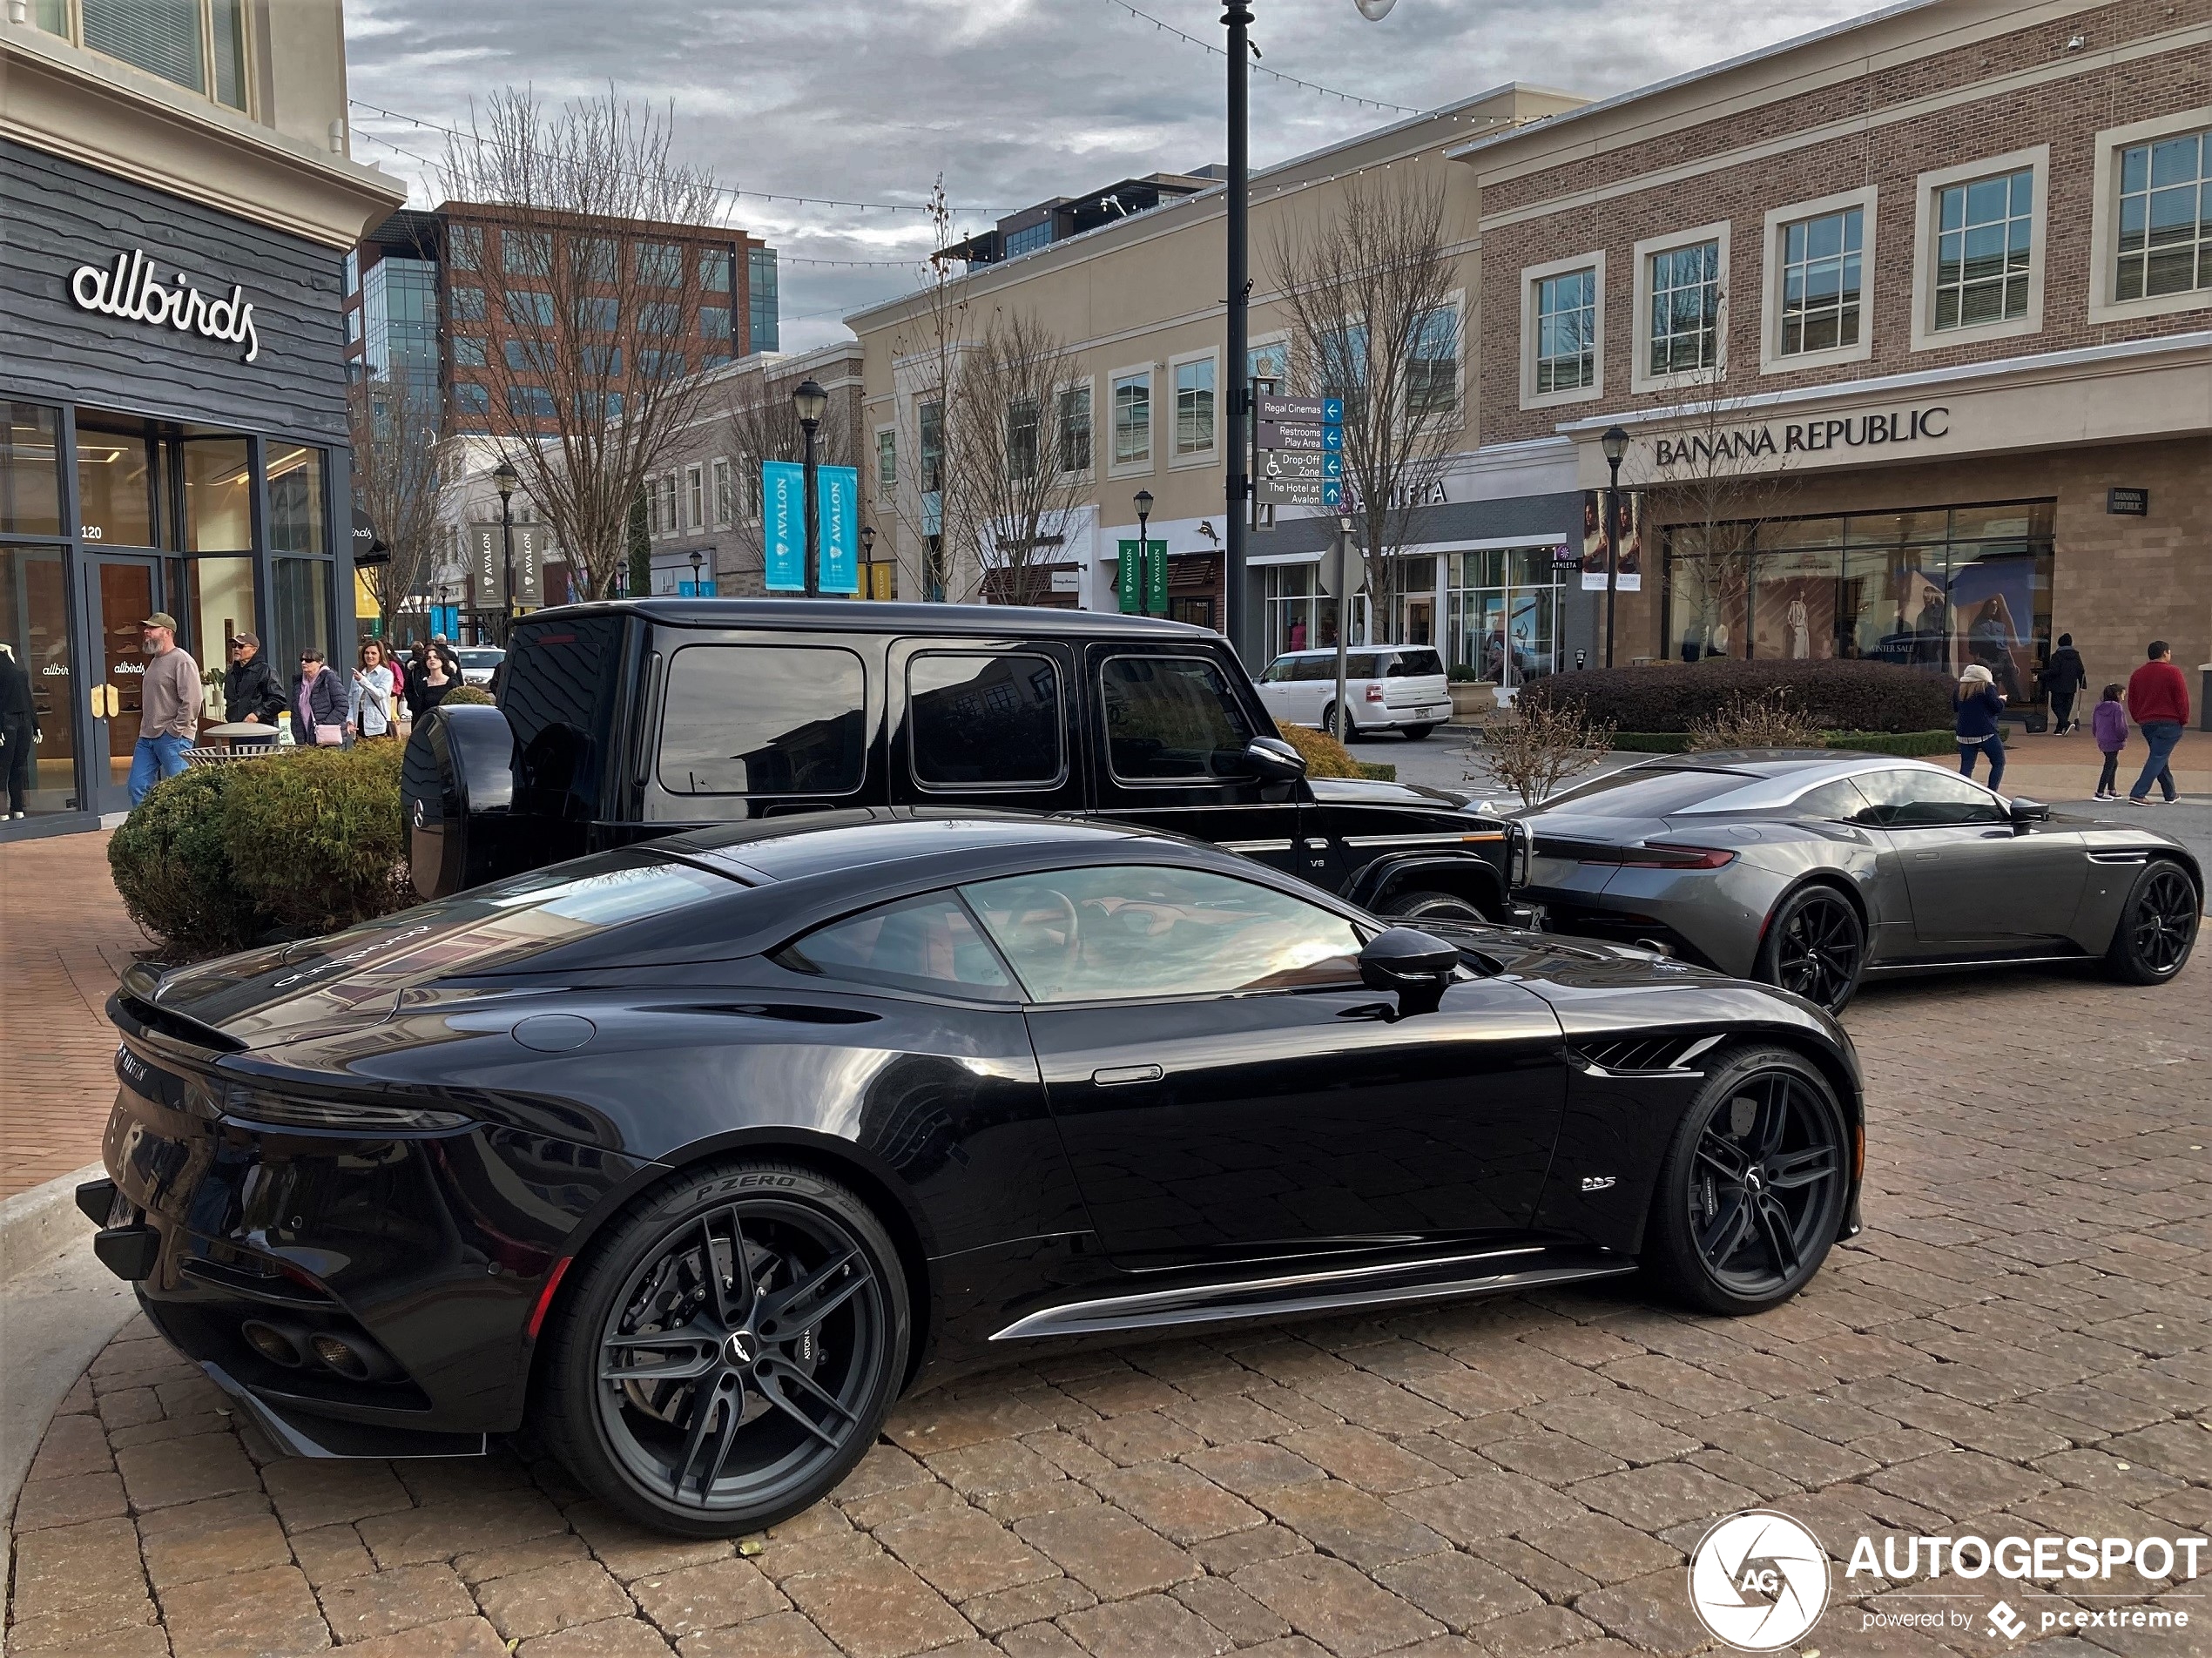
[110, 743, 412, 960]
[1608, 729, 1962, 756]
[1523, 659, 1954, 734]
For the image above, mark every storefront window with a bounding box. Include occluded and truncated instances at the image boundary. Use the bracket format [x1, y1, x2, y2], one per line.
[76, 427, 157, 548]
[185, 558, 256, 714]
[266, 446, 327, 554]
[1262, 563, 1341, 661]
[181, 439, 251, 550]
[271, 558, 331, 685]
[1447, 548, 1563, 684]
[0, 548, 74, 815]
[2, 405, 63, 536]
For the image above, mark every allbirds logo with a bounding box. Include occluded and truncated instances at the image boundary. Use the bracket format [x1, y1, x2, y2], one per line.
[1689, 1511, 1831, 1651]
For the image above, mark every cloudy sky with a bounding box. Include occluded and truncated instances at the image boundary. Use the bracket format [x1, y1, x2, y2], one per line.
[345, 0, 1890, 352]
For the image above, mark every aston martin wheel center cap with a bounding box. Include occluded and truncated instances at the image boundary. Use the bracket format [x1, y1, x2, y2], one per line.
[724, 1331, 758, 1366]
[1743, 1166, 1766, 1195]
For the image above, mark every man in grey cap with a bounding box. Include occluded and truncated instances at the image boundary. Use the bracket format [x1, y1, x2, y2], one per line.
[130, 611, 203, 806]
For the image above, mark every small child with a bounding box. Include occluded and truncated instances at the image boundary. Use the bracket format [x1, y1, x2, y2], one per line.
[2092, 683, 2128, 800]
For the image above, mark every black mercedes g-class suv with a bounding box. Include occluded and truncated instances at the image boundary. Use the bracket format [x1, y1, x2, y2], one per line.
[403, 599, 1512, 921]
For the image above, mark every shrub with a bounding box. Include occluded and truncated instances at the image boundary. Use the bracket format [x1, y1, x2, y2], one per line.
[1274, 720, 1364, 778]
[109, 744, 412, 959]
[1686, 689, 1823, 751]
[1521, 658, 1952, 734]
[440, 684, 496, 706]
[1475, 699, 1615, 807]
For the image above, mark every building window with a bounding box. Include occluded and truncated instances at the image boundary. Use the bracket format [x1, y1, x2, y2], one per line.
[448, 284, 486, 321]
[637, 242, 685, 286]
[1173, 357, 1215, 458]
[578, 297, 618, 334]
[343, 251, 360, 297]
[1534, 270, 1596, 393]
[1055, 386, 1091, 475]
[1111, 372, 1150, 468]
[1005, 221, 1052, 258]
[700, 306, 732, 342]
[345, 310, 361, 345]
[641, 302, 681, 334]
[683, 464, 704, 531]
[1649, 240, 1720, 374]
[452, 335, 487, 367]
[876, 428, 897, 492]
[78, 0, 248, 111]
[1406, 307, 1459, 418]
[454, 383, 489, 417]
[711, 457, 734, 528]
[2116, 128, 2211, 301]
[505, 289, 556, 327]
[1933, 169, 2033, 328]
[919, 401, 944, 493]
[639, 349, 685, 380]
[448, 226, 482, 271]
[1005, 396, 1041, 482]
[700, 251, 732, 293]
[749, 248, 779, 353]
[1247, 338, 1290, 389]
[503, 230, 552, 277]
[508, 386, 556, 420]
[1777, 207, 1864, 355]
[581, 345, 622, 377]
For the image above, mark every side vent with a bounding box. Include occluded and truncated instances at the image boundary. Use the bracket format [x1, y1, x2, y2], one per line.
[1573, 1035, 1723, 1075]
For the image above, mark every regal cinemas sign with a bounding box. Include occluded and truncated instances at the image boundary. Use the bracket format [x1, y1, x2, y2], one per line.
[1651, 405, 1950, 467]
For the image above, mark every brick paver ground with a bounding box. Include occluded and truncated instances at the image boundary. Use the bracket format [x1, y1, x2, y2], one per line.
[0, 830, 150, 1200]
[10, 937, 2207, 1655]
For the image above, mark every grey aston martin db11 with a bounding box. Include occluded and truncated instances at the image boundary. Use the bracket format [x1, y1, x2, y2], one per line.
[1513, 751, 2202, 1013]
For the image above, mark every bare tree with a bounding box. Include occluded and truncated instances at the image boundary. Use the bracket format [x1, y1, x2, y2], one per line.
[1271, 174, 1461, 644]
[718, 367, 854, 582]
[948, 311, 1088, 608]
[347, 374, 445, 642]
[884, 181, 976, 602]
[1474, 699, 1615, 808]
[438, 88, 725, 601]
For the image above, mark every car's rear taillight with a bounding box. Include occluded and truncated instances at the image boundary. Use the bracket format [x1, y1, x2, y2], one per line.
[1364, 684, 1385, 701]
[1622, 843, 1737, 869]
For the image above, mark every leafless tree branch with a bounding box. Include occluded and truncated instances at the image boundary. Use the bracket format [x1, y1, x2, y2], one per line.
[347, 375, 445, 638]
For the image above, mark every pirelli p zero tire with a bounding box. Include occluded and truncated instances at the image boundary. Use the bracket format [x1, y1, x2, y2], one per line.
[1643, 1046, 1850, 1318]
[1754, 883, 1866, 1015]
[540, 1161, 910, 1539]
[1381, 888, 1491, 927]
[2103, 859, 2200, 985]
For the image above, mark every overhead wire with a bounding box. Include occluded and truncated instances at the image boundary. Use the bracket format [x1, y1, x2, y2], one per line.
[1099, 0, 1424, 114]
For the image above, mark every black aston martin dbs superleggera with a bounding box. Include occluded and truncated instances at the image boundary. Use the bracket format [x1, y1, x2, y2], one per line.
[89, 812, 1864, 1536]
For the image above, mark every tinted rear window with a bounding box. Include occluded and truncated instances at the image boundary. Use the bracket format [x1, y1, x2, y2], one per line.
[1541, 767, 1752, 817]
[908, 653, 1063, 787]
[659, 644, 867, 796]
[1387, 650, 1444, 677]
[501, 619, 617, 816]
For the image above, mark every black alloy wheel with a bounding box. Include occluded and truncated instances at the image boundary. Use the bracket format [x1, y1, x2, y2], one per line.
[1644, 1046, 1850, 1315]
[1757, 886, 1865, 1014]
[2105, 860, 2201, 984]
[541, 1163, 907, 1537]
[1384, 888, 1490, 927]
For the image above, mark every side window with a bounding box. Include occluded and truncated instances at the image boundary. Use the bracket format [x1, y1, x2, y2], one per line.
[778, 894, 1013, 1001]
[1101, 656, 1255, 783]
[1259, 659, 1291, 684]
[908, 653, 1064, 788]
[1794, 779, 1872, 821]
[1292, 657, 1332, 682]
[658, 644, 866, 796]
[962, 865, 1364, 1003]
[1850, 766, 2007, 826]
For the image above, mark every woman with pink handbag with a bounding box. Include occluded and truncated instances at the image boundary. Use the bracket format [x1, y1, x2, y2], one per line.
[292, 648, 346, 747]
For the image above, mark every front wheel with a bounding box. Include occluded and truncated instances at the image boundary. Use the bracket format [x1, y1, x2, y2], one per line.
[1643, 1046, 1850, 1316]
[2104, 859, 2200, 984]
[539, 1161, 909, 1538]
[1755, 885, 1865, 1014]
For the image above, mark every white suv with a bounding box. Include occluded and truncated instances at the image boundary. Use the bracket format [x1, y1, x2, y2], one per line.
[1257, 646, 1452, 740]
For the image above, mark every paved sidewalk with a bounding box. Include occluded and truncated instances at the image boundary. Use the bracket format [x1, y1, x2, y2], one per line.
[9, 956, 2206, 1657]
[0, 831, 148, 1202]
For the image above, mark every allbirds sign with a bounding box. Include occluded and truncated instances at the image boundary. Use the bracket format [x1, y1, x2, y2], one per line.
[68, 249, 260, 363]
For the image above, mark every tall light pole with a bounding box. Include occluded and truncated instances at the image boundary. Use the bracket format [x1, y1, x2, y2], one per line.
[1601, 425, 1629, 669]
[860, 523, 878, 600]
[493, 457, 518, 646]
[1134, 489, 1154, 616]
[792, 377, 827, 599]
[1222, 0, 1397, 668]
[688, 548, 705, 597]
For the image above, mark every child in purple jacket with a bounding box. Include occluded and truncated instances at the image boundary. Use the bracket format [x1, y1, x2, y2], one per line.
[2092, 684, 2128, 800]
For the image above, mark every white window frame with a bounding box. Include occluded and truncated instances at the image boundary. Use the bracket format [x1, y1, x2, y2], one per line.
[1519, 251, 1606, 410]
[711, 456, 733, 529]
[1405, 290, 1467, 429]
[874, 425, 897, 497]
[1760, 186, 1878, 376]
[1631, 222, 1731, 394]
[1169, 349, 1218, 467]
[684, 463, 705, 533]
[1109, 363, 1154, 477]
[1052, 378, 1095, 482]
[2087, 106, 2212, 325]
[1909, 146, 2048, 352]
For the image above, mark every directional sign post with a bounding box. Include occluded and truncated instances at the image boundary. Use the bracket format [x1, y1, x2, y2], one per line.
[1253, 394, 1344, 523]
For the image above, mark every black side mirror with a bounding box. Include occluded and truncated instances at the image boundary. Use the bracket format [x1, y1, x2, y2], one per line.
[2009, 798, 2051, 829]
[1243, 736, 1308, 785]
[1358, 927, 1460, 1016]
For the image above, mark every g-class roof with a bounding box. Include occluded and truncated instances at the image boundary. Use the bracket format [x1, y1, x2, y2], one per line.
[525, 598, 1215, 638]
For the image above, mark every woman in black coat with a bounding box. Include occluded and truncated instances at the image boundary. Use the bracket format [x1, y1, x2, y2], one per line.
[2041, 632, 2087, 735]
[0, 643, 36, 818]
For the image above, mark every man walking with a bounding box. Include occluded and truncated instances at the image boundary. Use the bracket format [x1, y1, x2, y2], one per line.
[2125, 639, 2189, 805]
[129, 611, 202, 807]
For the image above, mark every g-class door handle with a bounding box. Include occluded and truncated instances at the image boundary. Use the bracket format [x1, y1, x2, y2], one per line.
[1092, 1064, 1163, 1087]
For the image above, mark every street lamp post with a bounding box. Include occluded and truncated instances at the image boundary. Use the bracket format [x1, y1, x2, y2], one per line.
[792, 377, 828, 600]
[1601, 425, 1629, 669]
[1221, 0, 1397, 669]
[1134, 489, 1154, 617]
[860, 524, 878, 600]
[493, 458, 518, 646]
[688, 548, 705, 597]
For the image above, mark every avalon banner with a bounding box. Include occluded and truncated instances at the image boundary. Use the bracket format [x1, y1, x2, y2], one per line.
[763, 460, 804, 591]
[819, 465, 860, 596]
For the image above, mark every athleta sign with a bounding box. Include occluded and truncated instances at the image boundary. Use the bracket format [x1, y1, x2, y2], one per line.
[68, 249, 260, 363]
[1653, 406, 1949, 468]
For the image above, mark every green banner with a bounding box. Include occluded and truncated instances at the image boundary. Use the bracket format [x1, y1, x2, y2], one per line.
[1116, 540, 1169, 615]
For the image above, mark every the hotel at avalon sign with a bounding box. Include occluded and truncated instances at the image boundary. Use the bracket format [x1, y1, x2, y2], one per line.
[68, 248, 261, 364]
[1650, 406, 1951, 468]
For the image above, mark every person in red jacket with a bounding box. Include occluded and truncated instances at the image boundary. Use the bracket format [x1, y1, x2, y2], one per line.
[2124, 640, 2190, 805]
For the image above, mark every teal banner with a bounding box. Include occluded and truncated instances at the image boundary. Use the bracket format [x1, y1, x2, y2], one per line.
[763, 461, 805, 591]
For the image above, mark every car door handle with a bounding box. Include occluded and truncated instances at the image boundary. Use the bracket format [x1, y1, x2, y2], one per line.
[1091, 1064, 1163, 1087]
[1912, 851, 1939, 861]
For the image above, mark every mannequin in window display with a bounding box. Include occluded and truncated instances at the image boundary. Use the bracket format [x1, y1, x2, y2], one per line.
[0, 643, 35, 819]
[1909, 582, 1949, 671]
[1786, 596, 1810, 659]
[1967, 595, 2025, 702]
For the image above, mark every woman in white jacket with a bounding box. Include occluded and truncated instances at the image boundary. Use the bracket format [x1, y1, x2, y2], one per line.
[347, 640, 396, 741]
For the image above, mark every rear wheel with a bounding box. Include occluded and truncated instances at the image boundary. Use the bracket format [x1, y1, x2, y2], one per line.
[2104, 859, 2200, 984]
[1322, 703, 1355, 741]
[540, 1161, 909, 1538]
[1755, 885, 1865, 1014]
[1400, 724, 1437, 742]
[1381, 887, 1491, 927]
[1643, 1046, 1849, 1316]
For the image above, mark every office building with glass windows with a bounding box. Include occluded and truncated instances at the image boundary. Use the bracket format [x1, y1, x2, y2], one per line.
[1, 2, 405, 836]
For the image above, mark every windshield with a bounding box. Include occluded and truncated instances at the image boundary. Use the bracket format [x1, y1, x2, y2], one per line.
[457, 649, 504, 668]
[1537, 766, 1754, 818]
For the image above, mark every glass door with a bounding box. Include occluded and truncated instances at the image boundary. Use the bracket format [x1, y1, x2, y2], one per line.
[82, 555, 168, 816]
[1, 547, 76, 819]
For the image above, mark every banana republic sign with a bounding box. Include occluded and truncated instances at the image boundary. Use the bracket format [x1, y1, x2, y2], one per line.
[1651, 405, 1951, 468]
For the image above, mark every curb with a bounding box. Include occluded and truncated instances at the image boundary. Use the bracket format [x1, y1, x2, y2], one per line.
[0, 1163, 105, 1288]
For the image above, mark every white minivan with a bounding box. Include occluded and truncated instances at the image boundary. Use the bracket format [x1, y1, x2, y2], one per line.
[1256, 645, 1452, 740]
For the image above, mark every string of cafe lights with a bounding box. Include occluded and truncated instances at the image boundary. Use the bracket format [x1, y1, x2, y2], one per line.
[1100, 0, 1424, 114]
